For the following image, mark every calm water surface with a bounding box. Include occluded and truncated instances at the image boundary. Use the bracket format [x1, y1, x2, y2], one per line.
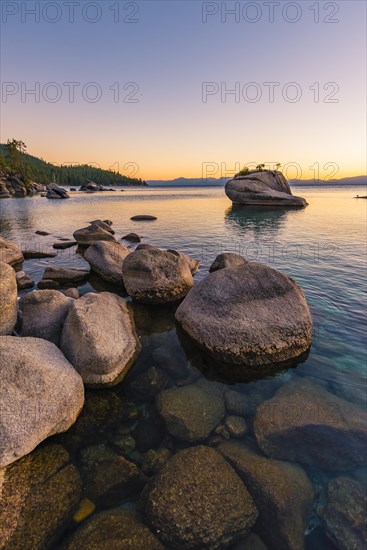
[1, 185, 366, 549]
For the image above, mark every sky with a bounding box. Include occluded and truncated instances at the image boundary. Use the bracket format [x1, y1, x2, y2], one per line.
[0, 0, 366, 180]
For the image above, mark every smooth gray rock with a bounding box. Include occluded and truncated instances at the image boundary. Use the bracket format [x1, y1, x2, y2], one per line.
[0, 262, 17, 335]
[254, 378, 367, 470]
[84, 241, 129, 286]
[20, 290, 72, 345]
[61, 292, 141, 386]
[0, 336, 84, 467]
[156, 379, 225, 442]
[209, 252, 247, 273]
[139, 445, 258, 549]
[219, 442, 314, 550]
[122, 248, 194, 304]
[225, 170, 307, 207]
[0, 236, 24, 265]
[176, 262, 312, 367]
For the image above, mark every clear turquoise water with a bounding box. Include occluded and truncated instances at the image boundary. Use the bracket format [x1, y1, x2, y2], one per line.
[1, 185, 366, 548]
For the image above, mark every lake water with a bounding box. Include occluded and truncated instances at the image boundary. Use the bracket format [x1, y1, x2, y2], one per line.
[1, 185, 366, 549]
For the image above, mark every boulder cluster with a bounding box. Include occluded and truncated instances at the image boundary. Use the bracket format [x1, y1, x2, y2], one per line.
[0, 218, 366, 550]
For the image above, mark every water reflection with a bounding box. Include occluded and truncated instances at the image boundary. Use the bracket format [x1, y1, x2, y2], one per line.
[176, 325, 310, 385]
[225, 204, 302, 238]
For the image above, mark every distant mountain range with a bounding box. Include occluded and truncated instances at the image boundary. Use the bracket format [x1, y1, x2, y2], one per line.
[147, 175, 367, 187]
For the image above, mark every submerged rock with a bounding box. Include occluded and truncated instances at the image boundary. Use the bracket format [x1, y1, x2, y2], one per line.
[0, 236, 24, 265]
[0, 262, 17, 335]
[209, 252, 247, 272]
[176, 262, 312, 367]
[0, 444, 82, 550]
[122, 248, 194, 304]
[61, 292, 140, 386]
[139, 445, 258, 549]
[225, 170, 307, 207]
[84, 241, 129, 286]
[20, 290, 72, 345]
[219, 441, 314, 550]
[0, 336, 84, 468]
[80, 448, 146, 507]
[53, 241, 78, 250]
[254, 378, 367, 470]
[321, 476, 367, 550]
[156, 379, 225, 443]
[61, 509, 164, 550]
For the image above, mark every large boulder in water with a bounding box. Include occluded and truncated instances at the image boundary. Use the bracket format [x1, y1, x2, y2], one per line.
[219, 441, 314, 550]
[175, 262, 312, 367]
[139, 445, 258, 549]
[61, 292, 140, 386]
[46, 182, 70, 199]
[254, 378, 367, 471]
[0, 262, 17, 335]
[122, 248, 194, 303]
[84, 241, 129, 286]
[0, 336, 84, 467]
[225, 170, 307, 207]
[0, 236, 24, 265]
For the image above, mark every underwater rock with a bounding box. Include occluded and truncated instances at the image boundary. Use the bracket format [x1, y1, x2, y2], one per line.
[0, 443, 82, 549]
[254, 378, 367, 470]
[321, 476, 367, 550]
[156, 379, 225, 443]
[139, 445, 258, 549]
[219, 441, 314, 550]
[61, 509, 164, 550]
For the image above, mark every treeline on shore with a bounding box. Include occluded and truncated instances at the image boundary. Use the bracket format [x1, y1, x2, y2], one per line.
[0, 140, 146, 187]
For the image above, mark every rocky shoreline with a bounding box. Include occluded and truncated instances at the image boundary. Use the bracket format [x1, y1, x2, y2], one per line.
[0, 220, 366, 549]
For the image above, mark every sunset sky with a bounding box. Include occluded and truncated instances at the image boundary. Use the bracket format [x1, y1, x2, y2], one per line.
[1, 0, 366, 180]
